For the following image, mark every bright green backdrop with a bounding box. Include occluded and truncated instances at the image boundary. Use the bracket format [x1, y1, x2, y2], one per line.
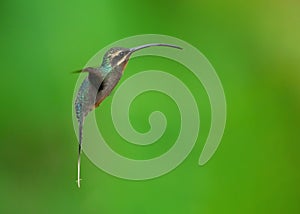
[1, 0, 300, 213]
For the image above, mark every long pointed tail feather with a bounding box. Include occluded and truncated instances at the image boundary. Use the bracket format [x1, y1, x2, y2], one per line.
[77, 120, 83, 188]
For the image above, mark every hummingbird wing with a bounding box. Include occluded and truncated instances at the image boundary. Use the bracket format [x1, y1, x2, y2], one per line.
[94, 71, 123, 107]
[72, 67, 97, 74]
[75, 68, 106, 119]
[88, 69, 106, 90]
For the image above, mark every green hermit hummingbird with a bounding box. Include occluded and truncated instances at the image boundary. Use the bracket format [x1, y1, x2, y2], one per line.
[74, 43, 182, 187]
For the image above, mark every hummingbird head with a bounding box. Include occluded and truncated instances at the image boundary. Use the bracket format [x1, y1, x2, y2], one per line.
[101, 43, 182, 72]
[101, 47, 131, 71]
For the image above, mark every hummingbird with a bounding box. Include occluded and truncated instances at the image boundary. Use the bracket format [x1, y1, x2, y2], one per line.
[74, 43, 182, 187]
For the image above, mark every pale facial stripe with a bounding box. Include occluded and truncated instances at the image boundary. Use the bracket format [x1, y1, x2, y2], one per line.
[116, 54, 129, 66]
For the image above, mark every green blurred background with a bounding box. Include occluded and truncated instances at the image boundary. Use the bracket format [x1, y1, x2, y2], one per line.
[1, 0, 300, 213]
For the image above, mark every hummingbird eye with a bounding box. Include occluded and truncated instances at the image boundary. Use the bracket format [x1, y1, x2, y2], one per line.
[119, 51, 124, 57]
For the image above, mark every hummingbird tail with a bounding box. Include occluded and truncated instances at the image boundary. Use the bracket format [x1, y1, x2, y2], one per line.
[77, 152, 81, 188]
[77, 120, 83, 188]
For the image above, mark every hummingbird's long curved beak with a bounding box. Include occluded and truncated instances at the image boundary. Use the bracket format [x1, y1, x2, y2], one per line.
[129, 43, 182, 53]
